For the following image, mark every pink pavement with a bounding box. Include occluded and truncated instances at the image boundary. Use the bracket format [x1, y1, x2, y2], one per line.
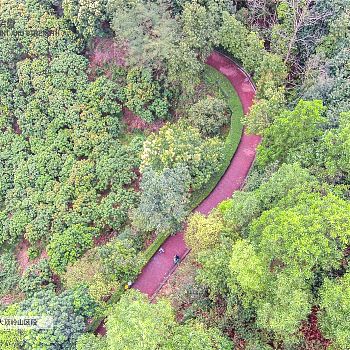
[131, 51, 261, 298]
[95, 51, 261, 336]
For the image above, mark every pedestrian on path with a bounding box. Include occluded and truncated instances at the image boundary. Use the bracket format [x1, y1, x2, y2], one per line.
[173, 254, 180, 265]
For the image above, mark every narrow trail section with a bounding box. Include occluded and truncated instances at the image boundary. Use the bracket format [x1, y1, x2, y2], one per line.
[132, 51, 261, 298]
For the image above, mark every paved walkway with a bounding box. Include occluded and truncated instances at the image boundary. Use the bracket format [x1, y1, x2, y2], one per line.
[132, 51, 261, 297]
[95, 51, 260, 335]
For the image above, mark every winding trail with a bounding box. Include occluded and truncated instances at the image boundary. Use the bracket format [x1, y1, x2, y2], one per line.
[95, 51, 260, 335]
[132, 52, 261, 296]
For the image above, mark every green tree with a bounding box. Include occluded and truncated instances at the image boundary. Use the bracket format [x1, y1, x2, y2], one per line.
[48, 224, 98, 274]
[187, 96, 229, 136]
[0, 249, 20, 298]
[141, 122, 224, 190]
[124, 67, 170, 122]
[20, 287, 96, 350]
[219, 163, 317, 233]
[63, 248, 113, 302]
[99, 238, 139, 283]
[0, 304, 24, 350]
[219, 12, 264, 73]
[106, 290, 175, 350]
[19, 259, 55, 297]
[319, 273, 350, 350]
[181, 1, 219, 59]
[185, 211, 224, 255]
[322, 112, 350, 182]
[228, 192, 350, 340]
[108, 0, 179, 70]
[164, 321, 232, 349]
[105, 290, 231, 350]
[257, 100, 326, 167]
[76, 334, 108, 350]
[63, 0, 108, 38]
[167, 41, 203, 95]
[133, 166, 191, 234]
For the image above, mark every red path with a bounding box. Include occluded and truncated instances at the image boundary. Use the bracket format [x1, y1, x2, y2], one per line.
[95, 51, 261, 335]
[132, 52, 261, 296]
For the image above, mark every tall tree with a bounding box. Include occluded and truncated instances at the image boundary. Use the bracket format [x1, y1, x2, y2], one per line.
[133, 166, 191, 234]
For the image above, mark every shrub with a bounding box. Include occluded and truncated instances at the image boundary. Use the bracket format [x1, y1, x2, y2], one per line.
[187, 96, 229, 137]
[48, 224, 98, 274]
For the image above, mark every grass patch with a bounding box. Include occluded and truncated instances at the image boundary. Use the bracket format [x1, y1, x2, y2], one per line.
[88, 63, 245, 333]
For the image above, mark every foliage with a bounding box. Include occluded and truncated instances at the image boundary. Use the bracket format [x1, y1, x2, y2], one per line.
[133, 166, 191, 234]
[244, 85, 286, 135]
[194, 160, 350, 344]
[164, 321, 232, 349]
[76, 333, 108, 350]
[322, 112, 350, 182]
[0, 0, 139, 251]
[0, 249, 20, 298]
[124, 67, 171, 122]
[104, 289, 232, 350]
[63, 238, 139, 302]
[301, 8, 350, 122]
[187, 96, 229, 136]
[220, 163, 317, 233]
[256, 100, 327, 167]
[108, 0, 180, 70]
[141, 122, 224, 190]
[185, 211, 224, 256]
[226, 192, 350, 340]
[19, 287, 97, 350]
[0, 304, 24, 350]
[219, 11, 288, 134]
[189, 64, 244, 207]
[220, 12, 264, 73]
[19, 259, 55, 297]
[63, 248, 113, 302]
[196, 245, 232, 299]
[181, 0, 219, 60]
[106, 290, 175, 349]
[99, 238, 139, 284]
[63, 0, 108, 39]
[167, 41, 203, 96]
[47, 224, 98, 274]
[319, 273, 350, 350]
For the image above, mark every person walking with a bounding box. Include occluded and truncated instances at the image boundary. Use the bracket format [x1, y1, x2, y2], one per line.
[173, 254, 180, 265]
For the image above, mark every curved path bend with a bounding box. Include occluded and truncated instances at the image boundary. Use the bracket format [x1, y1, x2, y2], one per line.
[96, 51, 260, 335]
[132, 51, 261, 297]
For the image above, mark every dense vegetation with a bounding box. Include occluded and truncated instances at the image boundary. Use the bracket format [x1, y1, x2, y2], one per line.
[0, 0, 349, 349]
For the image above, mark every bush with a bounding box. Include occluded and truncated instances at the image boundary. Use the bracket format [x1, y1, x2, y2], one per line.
[124, 67, 170, 122]
[48, 224, 98, 274]
[187, 96, 229, 137]
[19, 259, 55, 297]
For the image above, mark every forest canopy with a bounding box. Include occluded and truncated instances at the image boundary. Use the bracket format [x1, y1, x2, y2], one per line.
[1, 0, 350, 349]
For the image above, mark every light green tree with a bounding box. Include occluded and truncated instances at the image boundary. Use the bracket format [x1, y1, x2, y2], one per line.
[141, 122, 224, 190]
[106, 290, 175, 350]
[185, 211, 224, 255]
[256, 100, 326, 167]
[319, 273, 350, 350]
